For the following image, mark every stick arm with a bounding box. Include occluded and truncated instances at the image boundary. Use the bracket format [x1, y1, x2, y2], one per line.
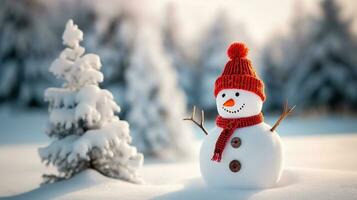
[183, 106, 208, 135]
[270, 102, 296, 132]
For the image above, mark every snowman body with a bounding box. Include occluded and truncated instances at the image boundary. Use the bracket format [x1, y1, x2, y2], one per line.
[199, 88, 283, 188]
[200, 122, 283, 188]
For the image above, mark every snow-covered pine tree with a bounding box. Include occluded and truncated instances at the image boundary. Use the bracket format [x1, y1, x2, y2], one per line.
[261, 43, 285, 112]
[0, 0, 56, 107]
[39, 20, 143, 184]
[125, 18, 193, 159]
[262, 1, 317, 112]
[162, 3, 196, 108]
[283, 0, 357, 112]
[197, 11, 253, 117]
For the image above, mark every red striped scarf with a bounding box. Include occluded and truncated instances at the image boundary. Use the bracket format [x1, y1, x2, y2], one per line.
[212, 113, 264, 162]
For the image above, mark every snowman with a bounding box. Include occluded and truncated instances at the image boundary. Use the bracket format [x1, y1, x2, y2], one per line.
[185, 42, 294, 189]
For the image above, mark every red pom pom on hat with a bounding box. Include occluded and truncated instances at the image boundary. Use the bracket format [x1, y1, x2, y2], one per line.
[227, 42, 249, 59]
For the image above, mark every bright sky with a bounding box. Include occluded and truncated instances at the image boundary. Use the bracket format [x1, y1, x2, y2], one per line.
[46, 0, 357, 46]
[158, 0, 356, 46]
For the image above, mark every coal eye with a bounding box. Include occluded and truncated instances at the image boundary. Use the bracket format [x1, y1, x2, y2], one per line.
[235, 92, 240, 97]
[222, 93, 226, 98]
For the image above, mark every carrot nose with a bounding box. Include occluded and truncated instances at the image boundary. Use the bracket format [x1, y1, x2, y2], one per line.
[223, 98, 235, 107]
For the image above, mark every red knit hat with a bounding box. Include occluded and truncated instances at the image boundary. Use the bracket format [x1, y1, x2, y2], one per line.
[214, 42, 266, 101]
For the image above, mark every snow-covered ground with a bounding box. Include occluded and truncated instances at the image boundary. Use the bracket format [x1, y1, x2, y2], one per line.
[1, 109, 357, 199]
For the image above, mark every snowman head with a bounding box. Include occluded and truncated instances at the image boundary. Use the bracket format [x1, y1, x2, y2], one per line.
[216, 89, 263, 118]
[214, 42, 266, 118]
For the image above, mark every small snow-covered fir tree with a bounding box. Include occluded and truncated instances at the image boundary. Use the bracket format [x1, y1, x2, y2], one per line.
[39, 20, 143, 184]
[125, 19, 193, 159]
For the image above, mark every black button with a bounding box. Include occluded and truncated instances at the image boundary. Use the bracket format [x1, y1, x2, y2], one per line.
[229, 160, 241, 173]
[231, 137, 241, 148]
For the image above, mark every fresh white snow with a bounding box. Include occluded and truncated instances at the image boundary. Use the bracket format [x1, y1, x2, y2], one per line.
[1, 133, 357, 199]
[1, 108, 357, 199]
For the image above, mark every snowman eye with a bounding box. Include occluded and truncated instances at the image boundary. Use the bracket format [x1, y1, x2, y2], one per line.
[222, 93, 226, 98]
[235, 92, 240, 97]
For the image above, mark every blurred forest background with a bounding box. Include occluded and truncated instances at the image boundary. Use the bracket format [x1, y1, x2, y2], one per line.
[0, 0, 357, 120]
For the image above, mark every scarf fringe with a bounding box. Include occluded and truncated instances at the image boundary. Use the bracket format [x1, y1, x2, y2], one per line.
[211, 152, 222, 162]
